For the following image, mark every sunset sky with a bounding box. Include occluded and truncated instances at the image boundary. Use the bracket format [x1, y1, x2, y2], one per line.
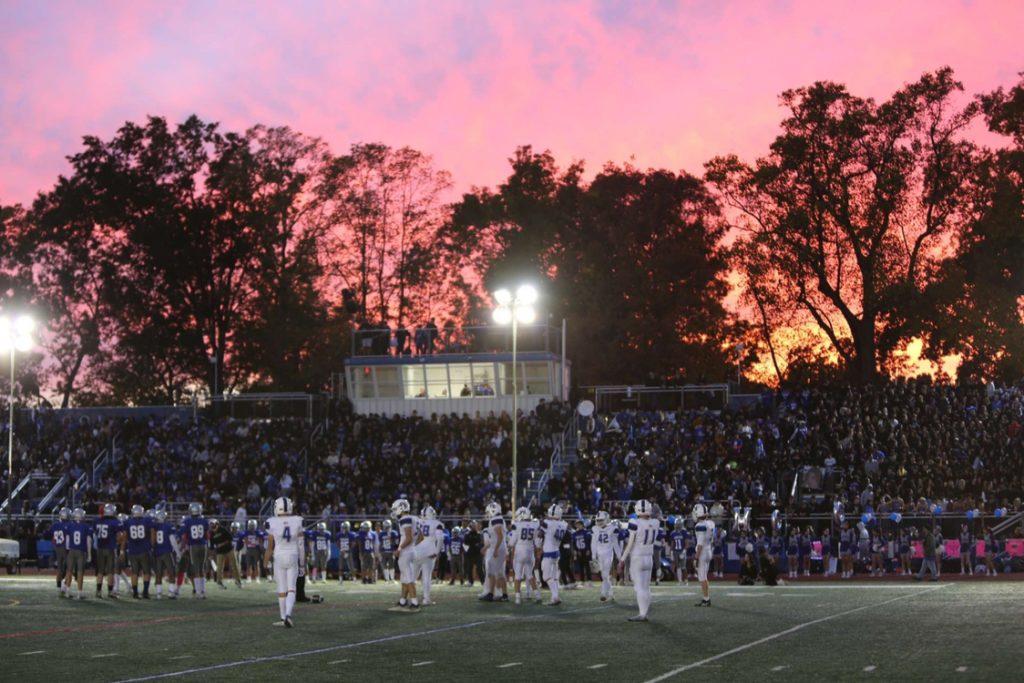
[2, 0, 1022, 207]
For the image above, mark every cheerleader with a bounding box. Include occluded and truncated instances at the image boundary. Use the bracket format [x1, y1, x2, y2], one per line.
[839, 521, 855, 578]
[959, 524, 974, 576]
[983, 527, 996, 577]
[787, 527, 800, 579]
[870, 530, 884, 576]
[801, 526, 815, 577]
[712, 528, 724, 578]
[820, 528, 833, 577]
[898, 528, 912, 575]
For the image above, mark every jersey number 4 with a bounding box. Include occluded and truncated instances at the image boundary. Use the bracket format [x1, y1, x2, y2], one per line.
[282, 526, 291, 542]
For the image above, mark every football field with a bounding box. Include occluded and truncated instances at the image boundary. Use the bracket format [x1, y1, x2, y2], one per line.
[2, 576, 1022, 682]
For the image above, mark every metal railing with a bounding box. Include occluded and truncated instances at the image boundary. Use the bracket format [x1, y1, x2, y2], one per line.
[523, 415, 577, 509]
[91, 449, 109, 489]
[580, 383, 731, 412]
[36, 474, 69, 513]
[0, 473, 33, 512]
[351, 323, 563, 358]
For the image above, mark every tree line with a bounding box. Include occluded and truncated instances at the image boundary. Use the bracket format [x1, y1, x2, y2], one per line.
[0, 67, 1021, 406]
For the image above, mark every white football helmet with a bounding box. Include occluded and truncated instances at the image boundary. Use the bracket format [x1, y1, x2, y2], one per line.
[131, 504, 144, 518]
[231, 521, 241, 532]
[156, 510, 168, 523]
[58, 507, 71, 521]
[692, 503, 708, 521]
[360, 521, 371, 531]
[421, 505, 437, 520]
[547, 503, 563, 520]
[72, 507, 86, 522]
[341, 521, 351, 531]
[484, 501, 501, 518]
[515, 506, 531, 521]
[273, 497, 293, 516]
[595, 510, 610, 527]
[247, 519, 257, 530]
[188, 502, 202, 516]
[103, 503, 117, 517]
[634, 499, 651, 517]
[391, 499, 410, 518]
[317, 521, 327, 532]
[382, 519, 392, 530]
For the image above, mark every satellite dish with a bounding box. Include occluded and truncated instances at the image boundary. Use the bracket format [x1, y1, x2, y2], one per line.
[577, 400, 595, 417]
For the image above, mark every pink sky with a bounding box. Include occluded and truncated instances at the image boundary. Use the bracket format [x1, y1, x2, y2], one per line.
[1, 0, 1022, 205]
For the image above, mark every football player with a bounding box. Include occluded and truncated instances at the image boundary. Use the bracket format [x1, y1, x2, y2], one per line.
[393, 498, 420, 609]
[52, 508, 70, 596]
[712, 526, 725, 578]
[615, 520, 631, 585]
[63, 507, 91, 600]
[125, 504, 153, 599]
[693, 503, 715, 607]
[93, 503, 122, 598]
[572, 519, 592, 587]
[336, 521, 353, 583]
[839, 520, 855, 578]
[310, 521, 331, 583]
[415, 506, 444, 605]
[357, 521, 378, 584]
[182, 502, 210, 598]
[230, 521, 245, 585]
[619, 500, 659, 622]
[537, 503, 568, 606]
[243, 519, 264, 583]
[152, 510, 177, 599]
[480, 502, 508, 602]
[264, 496, 304, 627]
[174, 515, 192, 596]
[378, 520, 397, 583]
[509, 507, 539, 604]
[669, 517, 687, 584]
[590, 510, 620, 602]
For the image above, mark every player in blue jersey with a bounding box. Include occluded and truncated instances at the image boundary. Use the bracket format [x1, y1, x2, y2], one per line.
[669, 518, 687, 584]
[52, 507, 70, 595]
[151, 510, 177, 599]
[572, 520, 592, 586]
[378, 519, 397, 584]
[182, 502, 210, 598]
[309, 522, 331, 583]
[242, 519, 264, 583]
[124, 504, 153, 599]
[335, 521, 353, 583]
[358, 521, 379, 584]
[63, 507, 92, 600]
[93, 503, 123, 598]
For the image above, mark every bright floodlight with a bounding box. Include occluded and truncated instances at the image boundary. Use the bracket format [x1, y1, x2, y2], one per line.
[494, 288, 513, 306]
[515, 306, 536, 324]
[492, 306, 513, 325]
[0, 314, 35, 353]
[516, 285, 538, 305]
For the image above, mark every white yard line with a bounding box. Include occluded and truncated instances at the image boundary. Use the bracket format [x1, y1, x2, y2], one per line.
[588, 664, 608, 669]
[328, 659, 349, 665]
[771, 665, 788, 671]
[497, 662, 522, 669]
[92, 653, 118, 658]
[642, 584, 949, 683]
[19, 650, 46, 655]
[863, 665, 877, 672]
[412, 661, 434, 667]
[956, 667, 968, 672]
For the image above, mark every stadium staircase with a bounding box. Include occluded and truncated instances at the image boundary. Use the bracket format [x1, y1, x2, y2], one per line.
[521, 415, 578, 509]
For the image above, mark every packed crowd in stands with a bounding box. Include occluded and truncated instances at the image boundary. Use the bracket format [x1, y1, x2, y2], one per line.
[558, 379, 1024, 521]
[3, 379, 1023, 544]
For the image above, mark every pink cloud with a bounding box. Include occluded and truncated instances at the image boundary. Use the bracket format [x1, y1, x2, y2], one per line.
[1, 0, 1022, 205]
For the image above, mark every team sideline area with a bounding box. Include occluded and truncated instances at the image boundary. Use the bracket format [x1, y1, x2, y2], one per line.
[2, 576, 1022, 682]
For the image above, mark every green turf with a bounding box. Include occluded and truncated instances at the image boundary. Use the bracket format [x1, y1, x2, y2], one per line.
[2, 576, 1022, 682]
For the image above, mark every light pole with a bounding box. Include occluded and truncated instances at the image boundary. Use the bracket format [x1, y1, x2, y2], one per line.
[736, 343, 745, 391]
[0, 314, 35, 535]
[492, 285, 537, 517]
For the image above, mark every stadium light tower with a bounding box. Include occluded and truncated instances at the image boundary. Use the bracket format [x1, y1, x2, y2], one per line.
[0, 314, 34, 534]
[492, 285, 537, 517]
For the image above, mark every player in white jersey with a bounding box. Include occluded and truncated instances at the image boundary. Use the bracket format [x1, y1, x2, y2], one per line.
[692, 503, 716, 607]
[590, 511, 621, 602]
[619, 499, 660, 622]
[414, 506, 444, 605]
[509, 507, 539, 604]
[393, 499, 421, 610]
[480, 501, 508, 602]
[264, 497, 304, 627]
[537, 503, 569, 606]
